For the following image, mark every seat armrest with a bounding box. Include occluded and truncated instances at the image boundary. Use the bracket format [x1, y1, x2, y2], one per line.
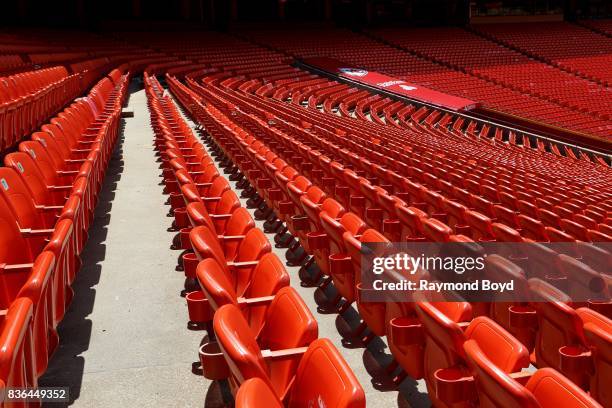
[209, 213, 232, 220]
[37, 205, 63, 212]
[20, 228, 54, 237]
[217, 235, 246, 241]
[237, 296, 275, 306]
[261, 347, 308, 360]
[227, 261, 259, 268]
[0, 263, 34, 273]
[509, 370, 533, 386]
[48, 185, 72, 191]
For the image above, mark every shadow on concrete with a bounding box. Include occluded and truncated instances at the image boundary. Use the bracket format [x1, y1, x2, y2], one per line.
[39, 127, 126, 407]
[330, 303, 430, 406]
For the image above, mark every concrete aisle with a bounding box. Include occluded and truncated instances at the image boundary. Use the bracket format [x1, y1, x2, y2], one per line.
[40, 83, 211, 407]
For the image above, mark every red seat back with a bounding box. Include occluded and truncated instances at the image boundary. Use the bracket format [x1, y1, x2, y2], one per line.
[0, 167, 48, 229]
[235, 378, 283, 408]
[214, 287, 317, 399]
[288, 338, 365, 408]
[4, 152, 59, 206]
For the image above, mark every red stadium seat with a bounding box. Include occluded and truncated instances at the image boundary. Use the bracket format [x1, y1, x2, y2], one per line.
[464, 340, 601, 407]
[213, 289, 318, 398]
[415, 302, 529, 407]
[195, 254, 290, 331]
[235, 339, 365, 408]
[189, 226, 271, 295]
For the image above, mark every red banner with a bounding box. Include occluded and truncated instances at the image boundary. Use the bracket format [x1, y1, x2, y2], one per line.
[303, 57, 479, 112]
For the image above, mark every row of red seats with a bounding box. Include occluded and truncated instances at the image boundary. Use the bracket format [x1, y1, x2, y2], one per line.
[472, 22, 612, 86]
[185, 64, 610, 295]
[128, 39, 608, 404]
[240, 28, 612, 139]
[0, 54, 31, 76]
[116, 32, 318, 90]
[165, 71, 610, 407]
[157, 50, 605, 278]
[69, 57, 118, 91]
[143, 72, 366, 407]
[183, 66, 611, 249]
[368, 27, 610, 121]
[0, 67, 82, 151]
[579, 19, 612, 36]
[197, 65, 608, 317]
[30, 52, 90, 66]
[0, 67, 129, 399]
[127, 32, 609, 170]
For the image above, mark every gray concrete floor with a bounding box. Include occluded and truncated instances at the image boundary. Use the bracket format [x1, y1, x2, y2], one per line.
[40, 82, 430, 407]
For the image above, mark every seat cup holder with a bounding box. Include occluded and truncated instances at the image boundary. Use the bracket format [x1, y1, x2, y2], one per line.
[182, 252, 199, 279]
[268, 189, 282, 201]
[199, 341, 230, 380]
[247, 169, 261, 180]
[174, 207, 189, 228]
[321, 176, 334, 189]
[307, 232, 328, 250]
[179, 227, 192, 250]
[335, 186, 350, 201]
[587, 299, 611, 317]
[169, 192, 184, 210]
[389, 317, 424, 347]
[162, 168, 173, 179]
[434, 367, 476, 404]
[350, 195, 366, 208]
[291, 215, 309, 231]
[311, 169, 323, 179]
[186, 290, 212, 324]
[329, 253, 352, 276]
[508, 305, 537, 328]
[366, 207, 383, 221]
[278, 201, 293, 215]
[257, 178, 272, 189]
[382, 219, 400, 235]
[164, 178, 179, 194]
[559, 345, 592, 374]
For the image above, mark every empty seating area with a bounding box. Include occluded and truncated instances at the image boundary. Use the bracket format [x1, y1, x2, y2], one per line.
[0, 67, 82, 150]
[129, 28, 608, 406]
[369, 27, 610, 120]
[241, 27, 612, 139]
[473, 22, 612, 86]
[580, 19, 612, 36]
[0, 17, 610, 407]
[0, 31, 167, 153]
[145, 72, 366, 407]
